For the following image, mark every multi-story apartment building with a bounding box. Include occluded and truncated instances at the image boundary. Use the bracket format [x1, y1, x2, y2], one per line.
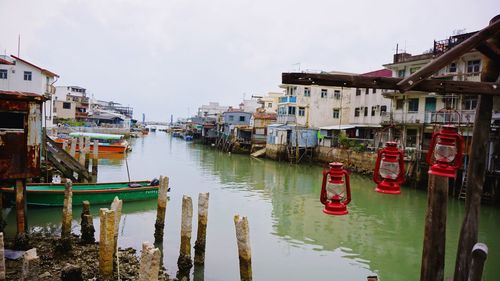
[349, 69, 393, 139]
[197, 102, 230, 118]
[54, 86, 89, 120]
[382, 31, 486, 149]
[278, 71, 355, 128]
[257, 92, 282, 113]
[0, 55, 59, 127]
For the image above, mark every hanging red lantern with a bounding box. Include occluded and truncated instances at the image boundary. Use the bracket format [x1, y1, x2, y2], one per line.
[373, 141, 405, 194]
[426, 125, 464, 178]
[320, 162, 351, 216]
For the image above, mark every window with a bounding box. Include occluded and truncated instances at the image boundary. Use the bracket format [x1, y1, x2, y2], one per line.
[467, 60, 480, 73]
[354, 108, 360, 117]
[267, 103, 272, 108]
[228, 115, 234, 121]
[304, 87, 311, 97]
[0, 69, 7, 79]
[396, 99, 404, 110]
[356, 88, 361, 96]
[63, 102, 71, 109]
[321, 89, 327, 98]
[333, 108, 340, 119]
[334, 90, 341, 100]
[239, 116, 245, 122]
[380, 105, 387, 114]
[24, 71, 32, 81]
[449, 62, 457, 73]
[371, 106, 376, 116]
[365, 88, 369, 95]
[372, 88, 377, 94]
[364, 107, 368, 116]
[408, 98, 419, 112]
[288, 106, 296, 115]
[398, 69, 405, 78]
[462, 96, 477, 110]
[410, 67, 420, 74]
[298, 107, 305, 116]
[0, 112, 25, 129]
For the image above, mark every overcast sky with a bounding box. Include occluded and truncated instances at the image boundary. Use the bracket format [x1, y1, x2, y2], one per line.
[0, 0, 497, 121]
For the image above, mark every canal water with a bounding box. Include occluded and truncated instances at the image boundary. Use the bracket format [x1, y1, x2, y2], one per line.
[4, 133, 500, 280]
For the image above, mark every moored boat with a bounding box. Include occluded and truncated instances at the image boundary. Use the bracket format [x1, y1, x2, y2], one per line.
[53, 132, 130, 153]
[0, 180, 160, 206]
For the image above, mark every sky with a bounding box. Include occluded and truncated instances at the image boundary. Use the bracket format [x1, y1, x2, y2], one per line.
[0, 0, 498, 121]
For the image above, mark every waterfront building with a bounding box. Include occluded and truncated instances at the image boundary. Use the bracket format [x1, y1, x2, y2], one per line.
[54, 86, 89, 121]
[239, 99, 261, 113]
[0, 55, 59, 128]
[197, 102, 230, 118]
[257, 92, 282, 113]
[250, 109, 277, 146]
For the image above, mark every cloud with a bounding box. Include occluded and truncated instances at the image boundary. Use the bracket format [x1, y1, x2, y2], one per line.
[0, 0, 497, 120]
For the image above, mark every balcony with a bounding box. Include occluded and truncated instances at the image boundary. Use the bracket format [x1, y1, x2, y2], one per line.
[278, 96, 297, 104]
[381, 110, 476, 125]
[277, 114, 296, 124]
[75, 112, 88, 119]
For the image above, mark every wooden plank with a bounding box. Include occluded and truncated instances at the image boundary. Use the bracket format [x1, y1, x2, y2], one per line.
[476, 41, 500, 62]
[397, 17, 500, 92]
[281, 73, 500, 96]
[420, 174, 449, 281]
[453, 16, 500, 281]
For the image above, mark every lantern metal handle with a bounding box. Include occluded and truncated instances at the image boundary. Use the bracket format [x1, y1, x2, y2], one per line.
[320, 169, 328, 205]
[373, 149, 384, 184]
[343, 170, 351, 205]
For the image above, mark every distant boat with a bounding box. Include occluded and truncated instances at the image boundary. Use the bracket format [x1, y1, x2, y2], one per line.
[53, 132, 130, 153]
[184, 135, 193, 141]
[0, 180, 161, 207]
[150, 126, 157, 132]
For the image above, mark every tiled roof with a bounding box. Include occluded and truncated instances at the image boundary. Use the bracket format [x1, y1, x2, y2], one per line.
[11, 55, 59, 77]
[361, 69, 392, 77]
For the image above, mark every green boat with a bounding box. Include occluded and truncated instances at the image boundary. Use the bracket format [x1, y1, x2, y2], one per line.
[0, 180, 160, 207]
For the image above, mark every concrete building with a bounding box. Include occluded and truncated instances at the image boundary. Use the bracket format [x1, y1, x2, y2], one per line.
[278, 71, 356, 128]
[197, 102, 230, 118]
[54, 86, 89, 120]
[0, 55, 59, 128]
[382, 31, 486, 150]
[255, 92, 282, 113]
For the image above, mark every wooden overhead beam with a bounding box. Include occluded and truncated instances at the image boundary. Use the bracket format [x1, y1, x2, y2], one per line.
[397, 16, 500, 92]
[477, 41, 500, 62]
[282, 72, 500, 96]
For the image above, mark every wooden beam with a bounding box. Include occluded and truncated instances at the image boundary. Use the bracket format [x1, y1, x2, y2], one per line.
[453, 15, 500, 281]
[282, 72, 500, 96]
[397, 16, 500, 92]
[477, 41, 500, 62]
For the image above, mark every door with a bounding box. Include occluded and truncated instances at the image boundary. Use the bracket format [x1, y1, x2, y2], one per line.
[425, 97, 436, 112]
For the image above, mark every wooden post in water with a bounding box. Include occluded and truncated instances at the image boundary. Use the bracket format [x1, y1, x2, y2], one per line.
[154, 176, 169, 243]
[139, 242, 161, 281]
[84, 137, 91, 171]
[453, 15, 500, 281]
[0, 193, 5, 233]
[234, 215, 252, 281]
[420, 174, 449, 281]
[194, 192, 209, 265]
[78, 137, 85, 166]
[467, 243, 488, 281]
[92, 140, 99, 182]
[110, 197, 122, 256]
[70, 138, 77, 158]
[15, 179, 28, 249]
[177, 195, 193, 278]
[22, 248, 39, 281]
[99, 208, 115, 279]
[0, 233, 5, 281]
[60, 180, 73, 249]
[80, 201, 95, 244]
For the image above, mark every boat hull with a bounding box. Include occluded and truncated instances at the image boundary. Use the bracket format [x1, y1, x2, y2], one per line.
[0, 181, 159, 206]
[53, 139, 127, 153]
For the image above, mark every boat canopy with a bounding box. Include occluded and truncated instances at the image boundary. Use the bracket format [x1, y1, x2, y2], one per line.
[69, 132, 124, 140]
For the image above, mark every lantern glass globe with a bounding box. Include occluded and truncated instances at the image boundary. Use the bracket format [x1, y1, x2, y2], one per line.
[326, 181, 345, 200]
[380, 160, 400, 179]
[434, 143, 457, 162]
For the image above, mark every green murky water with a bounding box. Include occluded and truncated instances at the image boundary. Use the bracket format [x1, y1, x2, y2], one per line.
[4, 133, 500, 280]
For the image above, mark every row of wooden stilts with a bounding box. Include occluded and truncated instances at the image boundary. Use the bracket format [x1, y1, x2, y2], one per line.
[0, 175, 253, 281]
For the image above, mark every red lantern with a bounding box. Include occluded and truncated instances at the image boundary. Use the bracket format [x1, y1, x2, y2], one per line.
[373, 141, 405, 194]
[320, 162, 351, 216]
[426, 125, 464, 178]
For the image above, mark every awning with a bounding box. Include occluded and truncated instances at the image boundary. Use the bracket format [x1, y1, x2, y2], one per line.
[319, 125, 356, 130]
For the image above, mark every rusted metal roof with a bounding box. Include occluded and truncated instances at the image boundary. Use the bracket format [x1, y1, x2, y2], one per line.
[11, 55, 60, 78]
[253, 112, 277, 120]
[0, 90, 46, 102]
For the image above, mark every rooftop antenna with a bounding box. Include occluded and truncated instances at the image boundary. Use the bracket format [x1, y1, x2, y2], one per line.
[292, 62, 301, 72]
[17, 34, 21, 57]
